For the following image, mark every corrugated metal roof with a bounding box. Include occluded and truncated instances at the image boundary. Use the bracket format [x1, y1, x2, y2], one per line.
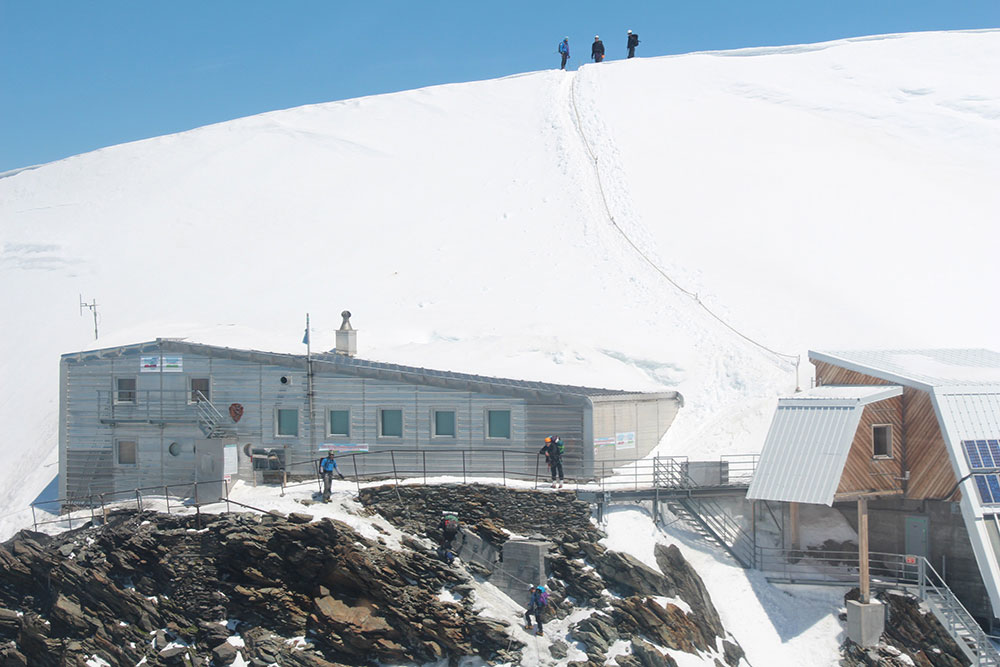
[812, 349, 1000, 390]
[746, 386, 902, 505]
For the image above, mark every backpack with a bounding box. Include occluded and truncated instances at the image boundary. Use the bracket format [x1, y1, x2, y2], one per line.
[558, 41, 568, 54]
[555, 439, 565, 455]
[537, 586, 549, 606]
[443, 513, 459, 532]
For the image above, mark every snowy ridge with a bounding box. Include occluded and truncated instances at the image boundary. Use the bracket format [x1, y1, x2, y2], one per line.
[1, 30, 999, 540]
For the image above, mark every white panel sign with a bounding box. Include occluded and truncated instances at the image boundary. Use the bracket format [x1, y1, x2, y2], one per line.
[615, 432, 636, 450]
[224, 443, 238, 477]
[140, 355, 160, 372]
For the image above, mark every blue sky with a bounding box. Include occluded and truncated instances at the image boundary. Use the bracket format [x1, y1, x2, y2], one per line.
[1, 0, 997, 172]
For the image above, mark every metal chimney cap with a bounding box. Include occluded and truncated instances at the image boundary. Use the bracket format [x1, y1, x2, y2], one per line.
[339, 311, 353, 331]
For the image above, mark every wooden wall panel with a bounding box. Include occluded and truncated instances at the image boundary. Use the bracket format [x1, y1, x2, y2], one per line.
[836, 397, 904, 495]
[814, 360, 958, 501]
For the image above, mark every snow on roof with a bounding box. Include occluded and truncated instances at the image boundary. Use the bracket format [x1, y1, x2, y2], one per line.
[747, 385, 902, 505]
[811, 349, 1000, 390]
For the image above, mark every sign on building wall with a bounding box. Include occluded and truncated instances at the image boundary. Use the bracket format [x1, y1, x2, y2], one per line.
[594, 436, 616, 451]
[320, 443, 370, 454]
[140, 355, 184, 372]
[615, 432, 636, 450]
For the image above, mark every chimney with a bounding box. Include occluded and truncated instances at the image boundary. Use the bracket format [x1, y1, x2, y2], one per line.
[335, 310, 357, 357]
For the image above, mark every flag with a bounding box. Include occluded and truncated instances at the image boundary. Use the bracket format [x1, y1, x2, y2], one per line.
[302, 313, 310, 345]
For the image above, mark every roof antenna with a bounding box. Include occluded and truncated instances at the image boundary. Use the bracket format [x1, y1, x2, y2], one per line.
[79, 294, 99, 340]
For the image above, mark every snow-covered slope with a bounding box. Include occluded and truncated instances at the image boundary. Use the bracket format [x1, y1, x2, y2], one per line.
[1, 30, 998, 538]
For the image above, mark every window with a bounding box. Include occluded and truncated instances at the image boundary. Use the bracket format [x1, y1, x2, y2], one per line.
[117, 440, 137, 465]
[328, 409, 350, 437]
[276, 409, 299, 437]
[168, 442, 181, 457]
[433, 410, 456, 437]
[380, 409, 403, 438]
[190, 378, 210, 403]
[487, 410, 511, 439]
[872, 424, 892, 458]
[115, 377, 136, 404]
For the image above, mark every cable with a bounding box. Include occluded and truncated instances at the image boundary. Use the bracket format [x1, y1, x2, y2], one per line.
[567, 73, 798, 365]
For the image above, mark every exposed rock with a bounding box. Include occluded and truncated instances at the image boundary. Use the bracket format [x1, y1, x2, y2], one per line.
[594, 550, 675, 597]
[211, 640, 239, 664]
[654, 543, 725, 639]
[549, 639, 569, 659]
[630, 637, 679, 667]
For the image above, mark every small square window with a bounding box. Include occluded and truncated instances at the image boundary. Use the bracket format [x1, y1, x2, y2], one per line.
[434, 410, 456, 437]
[873, 424, 892, 458]
[276, 409, 299, 437]
[329, 409, 350, 437]
[487, 410, 511, 439]
[380, 409, 403, 438]
[190, 378, 210, 402]
[117, 440, 137, 465]
[116, 377, 136, 404]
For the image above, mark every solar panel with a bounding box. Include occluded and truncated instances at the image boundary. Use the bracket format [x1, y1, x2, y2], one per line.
[965, 440, 985, 469]
[975, 476, 996, 504]
[989, 476, 1000, 504]
[990, 440, 1000, 466]
[978, 440, 994, 468]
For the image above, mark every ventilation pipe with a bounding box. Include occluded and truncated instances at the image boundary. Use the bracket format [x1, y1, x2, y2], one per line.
[335, 310, 357, 357]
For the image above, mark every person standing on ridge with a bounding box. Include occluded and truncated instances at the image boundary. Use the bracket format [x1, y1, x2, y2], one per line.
[523, 585, 548, 636]
[627, 30, 640, 58]
[558, 37, 570, 70]
[591, 35, 605, 62]
[320, 451, 344, 502]
[540, 435, 565, 488]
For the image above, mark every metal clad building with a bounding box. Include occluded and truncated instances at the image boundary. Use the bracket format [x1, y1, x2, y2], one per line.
[59, 337, 682, 503]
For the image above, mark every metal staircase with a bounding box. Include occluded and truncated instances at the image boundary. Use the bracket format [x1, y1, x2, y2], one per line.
[917, 558, 1000, 666]
[193, 391, 236, 438]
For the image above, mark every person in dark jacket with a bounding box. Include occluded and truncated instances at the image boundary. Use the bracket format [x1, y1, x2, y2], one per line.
[558, 37, 570, 70]
[627, 30, 640, 58]
[320, 451, 344, 501]
[540, 436, 564, 488]
[523, 585, 548, 636]
[591, 36, 605, 62]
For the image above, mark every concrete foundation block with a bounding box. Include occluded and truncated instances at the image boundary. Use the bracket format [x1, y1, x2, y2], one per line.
[846, 599, 885, 647]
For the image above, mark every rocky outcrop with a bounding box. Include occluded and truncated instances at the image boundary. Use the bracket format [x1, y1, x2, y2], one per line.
[840, 589, 970, 667]
[0, 509, 521, 666]
[655, 543, 725, 639]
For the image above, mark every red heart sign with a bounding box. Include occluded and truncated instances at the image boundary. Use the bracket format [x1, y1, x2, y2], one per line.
[229, 403, 244, 423]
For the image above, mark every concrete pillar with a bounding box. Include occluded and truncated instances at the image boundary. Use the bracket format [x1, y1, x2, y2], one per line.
[846, 599, 884, 647]
[490, 539, 549, 602]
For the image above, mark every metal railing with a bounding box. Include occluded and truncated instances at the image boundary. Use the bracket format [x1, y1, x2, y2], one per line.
[755, 547, 1000, 665]
[29, 478, 232, 532]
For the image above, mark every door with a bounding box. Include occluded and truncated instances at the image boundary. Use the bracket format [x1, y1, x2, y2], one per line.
[905, 516, 929, 558]
[194, 439, 224, 505]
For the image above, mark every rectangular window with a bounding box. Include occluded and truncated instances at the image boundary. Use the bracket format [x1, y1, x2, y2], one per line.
[487, 410, 511, 439]
[190, 378, 210, 403]
[380, 409, 403, 438]
[433, 410, 456, 437]
[329, 409, 350, 437]
[117, 440, 137, 465]
[872, 424, 892, 458]
[276, 408, 299, 437]
[115, 377, 136, 404]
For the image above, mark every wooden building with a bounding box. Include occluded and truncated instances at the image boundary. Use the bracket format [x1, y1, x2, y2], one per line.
[59, 325, 682, 506]
[748, 348, 1000, 624]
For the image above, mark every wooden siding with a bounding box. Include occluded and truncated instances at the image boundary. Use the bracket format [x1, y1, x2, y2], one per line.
[836, 397, 904, 495]
[815, 361, 958, 501]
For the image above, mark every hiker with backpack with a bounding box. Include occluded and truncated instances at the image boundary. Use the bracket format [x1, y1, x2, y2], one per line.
[524, 584, 549, 636]
[540, 435, 565, 488]
[558, 37, 570, 70]
[591, 36, 605, 62]
[320, 451, 344, 501]
[627, 30, 640, 58]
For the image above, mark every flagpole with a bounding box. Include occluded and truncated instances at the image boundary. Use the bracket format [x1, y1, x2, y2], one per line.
[305, 313, 316, 455]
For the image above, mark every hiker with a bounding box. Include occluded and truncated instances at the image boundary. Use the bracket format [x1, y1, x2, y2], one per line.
[320, 451, 344, 501]
[591, 36, 605, 62]
[523, 585, 548, 636]
[627, 30, 640, 58]
[558, 37, 570, 70]
[540, 436, 565, 488]
[438, 510, 460, 551]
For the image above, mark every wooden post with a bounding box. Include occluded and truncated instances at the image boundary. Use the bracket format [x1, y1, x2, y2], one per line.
[789, 501, 800, 550]
[859, 496, 870, 604]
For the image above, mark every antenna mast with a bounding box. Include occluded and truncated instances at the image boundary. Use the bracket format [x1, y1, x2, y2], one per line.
[79, 295, 99, 340]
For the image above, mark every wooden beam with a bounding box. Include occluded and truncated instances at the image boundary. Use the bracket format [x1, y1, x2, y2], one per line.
[858, 496, 870, 604]
[834, 488, 904, 502]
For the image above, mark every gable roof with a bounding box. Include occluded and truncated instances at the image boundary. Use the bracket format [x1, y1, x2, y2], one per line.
[811, 349, 1000, 391]
[747, 385, 903, 505]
